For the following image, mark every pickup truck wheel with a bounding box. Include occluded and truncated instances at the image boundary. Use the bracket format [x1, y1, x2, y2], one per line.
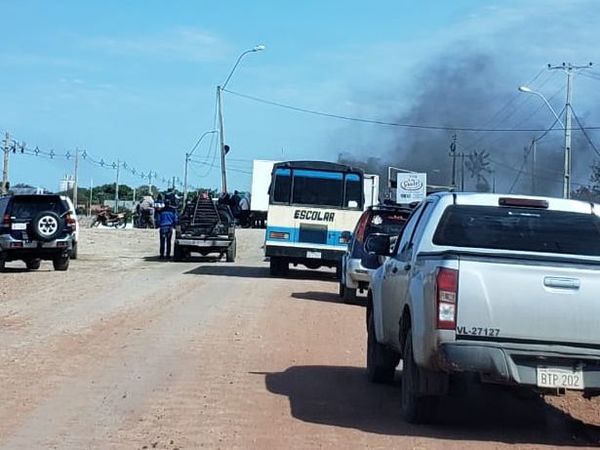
[335, 262, 342, 280]
[366, 311, 400, 383]
[52, 256, 70, 271]
[401, 331, 437, 424]
[173, 244, 184, 262]
[26, 259, 41, 270]
[226, 239, 237, 262]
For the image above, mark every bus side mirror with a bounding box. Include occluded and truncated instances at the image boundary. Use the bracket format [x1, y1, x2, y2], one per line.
[365, 233, 391, 256]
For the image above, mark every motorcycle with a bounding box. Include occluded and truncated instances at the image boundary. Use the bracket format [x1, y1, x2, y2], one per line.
[133, 208, 155, 229]
[90, 210, 128, 228]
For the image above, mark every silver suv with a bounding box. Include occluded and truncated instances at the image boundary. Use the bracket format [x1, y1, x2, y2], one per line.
[339, 204, 412, 302]
[0, 194, 76, 271]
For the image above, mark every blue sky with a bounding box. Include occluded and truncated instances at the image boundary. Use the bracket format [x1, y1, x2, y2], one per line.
[1, 0, 599, 194]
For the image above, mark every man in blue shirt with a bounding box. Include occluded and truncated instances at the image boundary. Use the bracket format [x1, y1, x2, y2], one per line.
[158, 199, 178, 259]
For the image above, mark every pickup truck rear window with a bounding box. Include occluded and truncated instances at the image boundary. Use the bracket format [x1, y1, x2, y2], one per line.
[433, 205, 600, 256]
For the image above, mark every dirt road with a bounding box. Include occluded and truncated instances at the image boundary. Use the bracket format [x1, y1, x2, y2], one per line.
[1, 228, 599, 449]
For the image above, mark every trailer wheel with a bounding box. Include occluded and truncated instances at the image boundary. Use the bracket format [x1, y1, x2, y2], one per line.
[226, 238, 237, 262]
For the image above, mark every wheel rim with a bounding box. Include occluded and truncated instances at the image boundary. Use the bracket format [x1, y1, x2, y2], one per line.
[38, 216, 58, 236]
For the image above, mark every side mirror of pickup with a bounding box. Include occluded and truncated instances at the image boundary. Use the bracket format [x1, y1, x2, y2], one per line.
[365, 233, 391, 256]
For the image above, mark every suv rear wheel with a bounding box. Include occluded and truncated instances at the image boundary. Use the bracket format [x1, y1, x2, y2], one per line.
[0, 254, 5, 272]
[52, 256, 70, 271]
[26, 259, 41, 270]
[70, 242, 78, 260]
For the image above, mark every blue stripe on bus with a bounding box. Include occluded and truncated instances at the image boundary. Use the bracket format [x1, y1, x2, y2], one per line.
[265, 226, 351, 248]
[293, 170, 343, 180]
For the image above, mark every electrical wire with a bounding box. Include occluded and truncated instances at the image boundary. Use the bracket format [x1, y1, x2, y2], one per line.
[5, 134, 171, 187]
[222, 87, 600, 132]
[508, 107, 566, 193]
[570, 106, 600, 158]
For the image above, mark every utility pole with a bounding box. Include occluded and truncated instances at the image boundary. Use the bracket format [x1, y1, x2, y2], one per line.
[460, 152, 466, 191]
[449, 134, 457, 189]
[531, 139, 537, 195]
[548, 62, 592, 198]
[115, 160, 120, 211]
[2, 132, 10, 194]
[183, 153, 190, 205]
[89, 178, 93, 216]
[73, 149, 79, 209]
[217, 86, 228, 193]
[148, 172, 153, 196]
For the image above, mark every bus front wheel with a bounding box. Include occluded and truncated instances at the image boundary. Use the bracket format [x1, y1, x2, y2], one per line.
[269, 257, 289, 277]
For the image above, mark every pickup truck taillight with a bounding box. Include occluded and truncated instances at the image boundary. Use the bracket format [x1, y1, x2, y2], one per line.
[436, 268, 458, 330]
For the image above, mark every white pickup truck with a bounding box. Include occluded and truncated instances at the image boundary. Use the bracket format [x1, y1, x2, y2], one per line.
[366, 192, 600, 423]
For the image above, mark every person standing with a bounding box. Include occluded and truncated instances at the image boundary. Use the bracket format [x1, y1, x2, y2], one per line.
[238, 194, 250, 227]
[158, 199, 178, 259]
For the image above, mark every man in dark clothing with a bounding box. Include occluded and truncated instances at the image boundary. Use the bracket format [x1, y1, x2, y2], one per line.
[158, 199, 178, 259]
[231, 190, 241, 220]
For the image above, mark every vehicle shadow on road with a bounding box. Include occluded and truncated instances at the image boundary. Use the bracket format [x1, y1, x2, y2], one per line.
[144, 256, 220, 263]
[0, 267, 48, 273]
[291, 291, 364, 307]
[184, 265, 337, 282]
[255, 365, 600, 446]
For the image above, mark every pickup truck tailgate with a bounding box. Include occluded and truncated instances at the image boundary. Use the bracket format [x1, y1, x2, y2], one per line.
[456, 258, 600, 347]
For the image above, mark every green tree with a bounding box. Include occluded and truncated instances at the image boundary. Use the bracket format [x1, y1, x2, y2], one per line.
[572, 160, 600, 202]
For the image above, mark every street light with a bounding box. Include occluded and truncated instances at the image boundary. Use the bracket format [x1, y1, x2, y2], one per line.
[518, 86, 564, 127]
[518, 85, 572, 198]
[217, 44, 265, 193]
[183, 129, 217, 205]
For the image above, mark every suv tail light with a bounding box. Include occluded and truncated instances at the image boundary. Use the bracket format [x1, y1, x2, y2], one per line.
[2, 214, 10, 229]
[66, 213, 76, 227]
[436, 268, 458, 330]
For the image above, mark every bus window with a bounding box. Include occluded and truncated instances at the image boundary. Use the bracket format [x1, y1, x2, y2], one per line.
[273, 168, 291, 203]
[292, 170, 343, 207]
[345, 173, 362, 209]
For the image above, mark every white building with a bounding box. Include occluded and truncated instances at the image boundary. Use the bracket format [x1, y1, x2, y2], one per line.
[59, 175, 75, 192]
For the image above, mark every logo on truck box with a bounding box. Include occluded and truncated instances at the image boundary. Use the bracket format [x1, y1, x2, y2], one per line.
[294, 210, 335, 222]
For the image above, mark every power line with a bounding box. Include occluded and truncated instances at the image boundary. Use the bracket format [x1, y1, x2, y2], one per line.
[570, 106, 600, 158]
[462, 71, 557, 152]
[506, 108, 565, 193]
[5, 133, 174, 188]
[222, 87, 600, 132]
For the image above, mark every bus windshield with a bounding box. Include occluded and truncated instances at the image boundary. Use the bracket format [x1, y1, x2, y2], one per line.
[272, 168, 363, 209]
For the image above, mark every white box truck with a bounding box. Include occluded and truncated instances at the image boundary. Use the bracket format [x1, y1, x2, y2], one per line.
[250, 160, 280, 228]
[364, 174, 380, 209]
